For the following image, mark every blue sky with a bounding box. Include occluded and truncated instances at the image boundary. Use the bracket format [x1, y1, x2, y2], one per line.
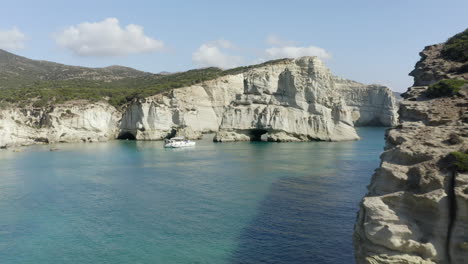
[0, 0, 467, 92]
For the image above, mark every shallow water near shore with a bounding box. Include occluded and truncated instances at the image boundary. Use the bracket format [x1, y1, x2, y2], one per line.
[0, 127, 386, 264]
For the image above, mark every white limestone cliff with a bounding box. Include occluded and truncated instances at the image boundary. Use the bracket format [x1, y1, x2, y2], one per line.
[119, 57, 398, 142]
[335, 80, 398, 126]
[0, 101, 119, 148]
[118, 74, 243, 140]
[0, 56, 399, 148]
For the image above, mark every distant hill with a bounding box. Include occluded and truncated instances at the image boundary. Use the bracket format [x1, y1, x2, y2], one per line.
[0, 50, 228, 108]
[0, 49, 152, 89]
[157, 71, 174, 75]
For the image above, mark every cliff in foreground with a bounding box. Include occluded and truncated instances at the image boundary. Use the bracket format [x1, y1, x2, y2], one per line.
[354, 29, 468, 263]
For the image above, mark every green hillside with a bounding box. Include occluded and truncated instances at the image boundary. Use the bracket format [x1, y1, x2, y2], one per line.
[0, 50, 291, 109]
[441, 28, 468, 62]
[0, 67, 222, 108]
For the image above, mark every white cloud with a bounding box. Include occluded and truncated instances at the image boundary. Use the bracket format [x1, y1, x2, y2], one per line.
[192, 39, 243, 69]
[265, 46, 331, 60]
[211, 39, 237, 50]
[0, 27, 27, 50]
[192, 36, 330, 68]
[265, 34, 296, 46]
[54, 18, 164, 56]
[264, 35, 331, 60]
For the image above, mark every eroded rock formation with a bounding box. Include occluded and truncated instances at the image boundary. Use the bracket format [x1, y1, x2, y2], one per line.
[0, 56, 398, 148]
[0, 102, 119, 147]
[354, 32, 468, 264]
[119, 57, 398, 142]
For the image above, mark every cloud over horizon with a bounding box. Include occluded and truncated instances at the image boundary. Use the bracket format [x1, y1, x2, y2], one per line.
[265, 34, 297, 46]
[265, 45, 331, 60]
[192, 39, 243, 69]
[192, 36, 331, 69]
[264, 34, 331, 60]
[54, 18, 164, 56]
[0, 27, 27, 51]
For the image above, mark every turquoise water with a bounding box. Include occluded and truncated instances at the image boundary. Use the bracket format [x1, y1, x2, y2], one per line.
[0, 128, 386, 264]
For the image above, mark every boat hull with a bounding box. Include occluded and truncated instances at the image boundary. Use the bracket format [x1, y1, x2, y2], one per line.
[164, 142, 196, 148]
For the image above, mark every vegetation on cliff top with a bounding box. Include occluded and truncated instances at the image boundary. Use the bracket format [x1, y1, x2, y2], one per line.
[426, 79, 468, 98]
[0, 67, 223, 108]
[0, 54, 292, 109]
[441, 28, 468, 62]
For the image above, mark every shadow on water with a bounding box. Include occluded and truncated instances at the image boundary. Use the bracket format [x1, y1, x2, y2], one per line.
[227, 131, 385, 264]
[228, 171, 361, 264]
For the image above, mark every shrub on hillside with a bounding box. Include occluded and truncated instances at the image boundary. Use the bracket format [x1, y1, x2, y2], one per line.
[426, 79, 467, 98]
[441, 29, 468, 62]
[450, 151, 468, 172]
[32, 99, 48, 108]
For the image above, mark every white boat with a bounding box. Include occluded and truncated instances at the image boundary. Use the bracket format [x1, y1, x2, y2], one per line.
[164, 137, 196, 148]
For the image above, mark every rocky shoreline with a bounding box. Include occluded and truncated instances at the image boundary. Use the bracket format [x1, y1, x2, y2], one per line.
[354, 31, 468, 264]
[0, 57, 398, 148]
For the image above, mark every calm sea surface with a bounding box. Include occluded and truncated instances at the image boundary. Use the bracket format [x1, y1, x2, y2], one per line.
[0, 128, 386, 264]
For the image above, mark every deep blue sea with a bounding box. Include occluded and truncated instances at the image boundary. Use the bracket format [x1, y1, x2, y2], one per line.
[0, 128, 386, 264]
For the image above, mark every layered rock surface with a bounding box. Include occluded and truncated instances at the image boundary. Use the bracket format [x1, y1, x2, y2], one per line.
[0, 101, 119, 148]
[335, 81, 398, 126]
[119, 57, 398, 142]
[118, 74, 243, 140]
[410, 44, 468, 86]
[354, 35, 468, 263]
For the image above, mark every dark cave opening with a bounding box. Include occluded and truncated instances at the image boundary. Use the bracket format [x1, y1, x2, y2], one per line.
[117, 132, 136, 140]
[249, 129, 268, 141]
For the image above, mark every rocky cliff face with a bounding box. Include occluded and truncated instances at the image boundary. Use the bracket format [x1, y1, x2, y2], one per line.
[335, 80, 398, 126]
[0, 56, 398, 147]
[118, 74, 243, 141]
[410, 43, 468, 86]
[354, 32, 468, 263]
[0, 101, 119, 148]
[119, 57, 398, 142]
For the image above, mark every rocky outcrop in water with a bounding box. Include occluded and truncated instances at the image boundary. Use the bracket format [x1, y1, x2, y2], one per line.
[119, 57, 398, 142]
[354, 30, 468, 264]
